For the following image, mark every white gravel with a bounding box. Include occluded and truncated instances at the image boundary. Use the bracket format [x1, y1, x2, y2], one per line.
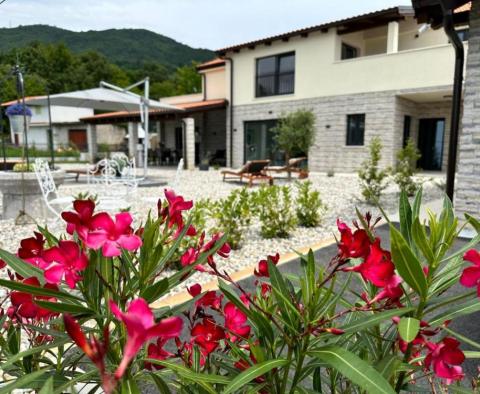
[0, 165, 445, 298]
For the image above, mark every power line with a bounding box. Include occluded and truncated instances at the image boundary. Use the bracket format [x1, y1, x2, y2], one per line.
[0, 0, 8, 6]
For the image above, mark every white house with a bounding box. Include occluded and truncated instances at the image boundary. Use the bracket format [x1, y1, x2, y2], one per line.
[216, 5, 469, 172]
[1, 97, 127, 153]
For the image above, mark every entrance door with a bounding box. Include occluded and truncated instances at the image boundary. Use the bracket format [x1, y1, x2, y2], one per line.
[417, 118, 445, 171]
[68, 129, 87, 152]
[244, 120, 280, 164]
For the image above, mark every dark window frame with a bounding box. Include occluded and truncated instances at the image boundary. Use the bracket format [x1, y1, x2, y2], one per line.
[346, 114, 365, 146]
[255, 52, 295, 97]
[403, 115, 412, 148]
[341, 42, 359, 60]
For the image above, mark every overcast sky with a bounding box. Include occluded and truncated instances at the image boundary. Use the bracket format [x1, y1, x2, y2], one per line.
[0, 0, 410, 50]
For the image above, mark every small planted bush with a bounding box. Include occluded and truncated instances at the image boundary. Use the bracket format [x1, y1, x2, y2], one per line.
[358, 136, 389, 203]
[209, 188, 253, 249]
[256, 185, 297, 238]
[295, 180, 324, 227]
[394, 138, 421, 196]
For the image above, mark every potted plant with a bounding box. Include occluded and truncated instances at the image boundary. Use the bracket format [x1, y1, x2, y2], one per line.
[199, 152, 211, 171]
[5, 102, 32, 139]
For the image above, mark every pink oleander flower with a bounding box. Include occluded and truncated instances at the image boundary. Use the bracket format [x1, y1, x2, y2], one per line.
[9, 277, 58, 321]
[187, 283, 202, 297]
[164, 189, 193, 229]
[425, 337, 465, 384]
[86, 212, 142, 257]
[17, 232, 47, 269]
[62, 199, 97, 239]
[63, 314, 115, 393]
[192, 318, 225, 354]
[224, 302, 250, 341]
[109, 298, 183, 379]
[145, 338, 174, 370]
[459, 249, 480, 296]
[368, 275, 403, 305]
[195, 291, 223, 311]
[43, 241, 88, 289]
[254, 253, 280, 277]
[345, 239, 395, 288]
[337, 219, 370, 260]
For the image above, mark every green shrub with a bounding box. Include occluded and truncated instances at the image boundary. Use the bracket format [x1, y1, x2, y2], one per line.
[295, 180, 324, 227]
[5, 145, 80, 158]
[394, 138, 421, 196]
[12, 162, 34, 172]
[256, 185, 297, 238]
[209, 188, 253, 249]
[358, 136, 389, 203]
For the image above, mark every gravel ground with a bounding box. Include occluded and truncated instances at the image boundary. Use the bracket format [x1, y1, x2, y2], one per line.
[0, 165, 445, 298]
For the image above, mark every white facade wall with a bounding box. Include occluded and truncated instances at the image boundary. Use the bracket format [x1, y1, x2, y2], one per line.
[227, 16, 455, 107]
[203, 68, 227, 100]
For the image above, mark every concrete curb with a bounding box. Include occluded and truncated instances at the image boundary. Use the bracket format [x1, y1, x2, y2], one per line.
[152, 236, 336, 308]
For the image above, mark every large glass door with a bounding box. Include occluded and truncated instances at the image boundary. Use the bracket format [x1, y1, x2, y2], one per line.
[244, 120, 281, 164]
[417, 118, 445, 171]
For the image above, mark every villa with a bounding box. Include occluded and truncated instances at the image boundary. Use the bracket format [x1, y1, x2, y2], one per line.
[218, 5, 469, 172]
[77, 5, 470, 176]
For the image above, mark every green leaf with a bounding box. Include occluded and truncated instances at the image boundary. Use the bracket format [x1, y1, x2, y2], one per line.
[223, 359, 289, 394]
[341, 308, 414, 334]
[39, 377, 54, 394]
[398, 317, 420, 343]
[34, 300, 95, 317]
[309, 346, 395, 394]
[390, 225, 427, 299]
[465, 213, 480, 234]
[54, 370, 98, 394]
[375, 355, 401, 380]
[412, 188, 423, 219]
[1, 338, 70, 370]
[268, 260, 301, 327]
[399, 191, 412, 245]
[0, 369, 48, 394]
[0, 249, 43, 280]
[149, 373, 172, 394]
[429, 298, 480, 327]
[150, 360, 230, 385]
[140, 278, 169, 304]
[0, 279, 82, 302]
[411, 218, 435, 263]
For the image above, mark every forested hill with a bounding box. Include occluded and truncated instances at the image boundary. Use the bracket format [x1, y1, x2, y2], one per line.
[0, 25, 214, 69]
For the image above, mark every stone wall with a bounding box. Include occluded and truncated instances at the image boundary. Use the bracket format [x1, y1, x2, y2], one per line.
[228, 89, 452, 173]
[456, 0, 480, 218]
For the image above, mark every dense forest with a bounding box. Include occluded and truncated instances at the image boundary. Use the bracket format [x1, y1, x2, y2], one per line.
[0, 25, 216, 102]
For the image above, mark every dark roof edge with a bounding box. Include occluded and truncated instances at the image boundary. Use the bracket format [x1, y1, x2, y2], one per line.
[216, 6, 414, 55]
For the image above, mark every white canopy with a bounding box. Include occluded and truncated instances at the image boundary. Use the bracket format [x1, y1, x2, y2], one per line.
[25, 87, 181, 112]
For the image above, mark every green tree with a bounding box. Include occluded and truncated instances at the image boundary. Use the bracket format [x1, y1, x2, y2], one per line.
[394, 138, 421, 196]
[173, 62, 201, 95]
[358, 136, 389, 203]
[273, 109, 315, 178]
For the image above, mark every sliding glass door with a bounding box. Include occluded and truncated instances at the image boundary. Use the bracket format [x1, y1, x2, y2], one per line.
[244, 120, 282, 164]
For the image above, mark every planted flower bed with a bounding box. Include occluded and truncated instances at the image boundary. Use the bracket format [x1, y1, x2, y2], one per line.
[0, 187, 478, 392]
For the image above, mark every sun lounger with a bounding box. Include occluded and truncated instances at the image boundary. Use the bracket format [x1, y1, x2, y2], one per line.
[221, 160, 273, 187]
[266, 157, 308, 179]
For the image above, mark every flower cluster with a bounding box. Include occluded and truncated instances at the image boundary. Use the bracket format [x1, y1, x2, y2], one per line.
[337, 217, 403, 306]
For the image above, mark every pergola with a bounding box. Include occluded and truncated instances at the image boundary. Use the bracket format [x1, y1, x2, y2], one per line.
[25, 81, 183, 177]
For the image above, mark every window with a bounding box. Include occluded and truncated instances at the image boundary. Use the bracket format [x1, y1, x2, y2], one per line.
[341, 43, 359, 60]
[34, 106, 42, 115]
[403, 115, 411, 147]
[346, 114, 365, 146]
[256, 52, 295, 97]
[456, 28, 469, 42]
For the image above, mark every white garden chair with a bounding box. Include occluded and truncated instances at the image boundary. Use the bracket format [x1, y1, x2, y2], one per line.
[34, 158, 74, 218]
[86, 155, 138, 211]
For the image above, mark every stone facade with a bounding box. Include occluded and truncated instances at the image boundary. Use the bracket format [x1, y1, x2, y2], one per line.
[456, 1, 480, 218]
[228, 88, 452, 173]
